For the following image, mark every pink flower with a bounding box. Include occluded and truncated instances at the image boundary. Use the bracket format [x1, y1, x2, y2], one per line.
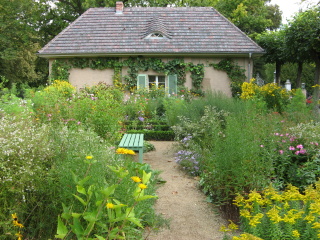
[260, 145, 264, 148]
[289, 146, 295, 150]
[275, 133, 279, 136]
[299, 149, 306, 154]
[296, 144, 304, 149]
[295, 151, 300, 155]
[279, 150, 284, 154]
[77, 121, 81, 125]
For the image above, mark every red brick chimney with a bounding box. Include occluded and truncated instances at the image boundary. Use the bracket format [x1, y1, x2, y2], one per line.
[116, 2, 124, 14]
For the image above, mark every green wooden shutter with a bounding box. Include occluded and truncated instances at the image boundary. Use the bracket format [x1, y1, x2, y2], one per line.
[137, 74, 147, 89]
[167, 75, 177, 95]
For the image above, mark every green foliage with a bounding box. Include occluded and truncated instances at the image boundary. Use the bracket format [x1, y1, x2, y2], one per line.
[31, 81, 124, 142]
[214, 0, 282, 37]
[127, 130, 175, 141]
[0, 0, 43, 85]
[56, 159, 157, 240]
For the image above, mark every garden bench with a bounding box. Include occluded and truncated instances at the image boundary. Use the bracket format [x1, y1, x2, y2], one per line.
[119, 133, 144, 163]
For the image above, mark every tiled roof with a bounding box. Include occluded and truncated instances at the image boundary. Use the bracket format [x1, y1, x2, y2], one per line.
[38, 6, 264, 57]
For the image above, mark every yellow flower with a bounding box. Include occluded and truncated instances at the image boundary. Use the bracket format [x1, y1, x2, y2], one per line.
[131, 176, 142, 183]
[228, 220, 239, 230]
[239, 209, 251, 219]
[12, 213, 24, 228]
[249, 213, 264, 227]
[106, 203, 114, 209]
[266, 206, 282, 223]
[116, 148, 136, 155]
[138, 184, 147, 189]
[312, 222, 320, 229]
[304, 213, 315, 223]
[292, 230, 300, 238]
[15, 233, 23, 240]
[85, 155, 93, 160]
[219, 225, 231, 232]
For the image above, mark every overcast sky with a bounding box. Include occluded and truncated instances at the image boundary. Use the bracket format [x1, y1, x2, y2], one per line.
[269, 0, 319, 24]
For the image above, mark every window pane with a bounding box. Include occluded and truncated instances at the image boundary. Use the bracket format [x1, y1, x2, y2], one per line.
[149, 75, 156, 88]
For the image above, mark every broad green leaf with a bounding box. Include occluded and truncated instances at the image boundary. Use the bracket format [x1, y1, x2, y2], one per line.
[142, 170, 152, 184]
[135, 195, 157, 202]
[127, 217, 143, 228]
[55, 215, 68, 239]
[101, 184, 117, 198]
[95, 235, 105, 240]
[71, 213, 82, 218]
[78, 175, 92, 186]
[77, 185, 86, 195]
[61, 203, 72, 220]
[71, 215, 84, 239]
[73, 194, 87, 206]
[83, 211, 98, 222]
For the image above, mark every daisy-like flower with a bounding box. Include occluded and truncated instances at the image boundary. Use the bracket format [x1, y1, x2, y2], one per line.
[12, 213, 24, 228]
[138, 184, 147, 189]
[85, 155, 93, 160]
[106, 203, 114, 209]
[131, 176, 142, 183]
[116, 148, 136, 155]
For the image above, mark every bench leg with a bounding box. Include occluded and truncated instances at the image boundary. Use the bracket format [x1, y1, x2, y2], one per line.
[138, 148, 143, 163]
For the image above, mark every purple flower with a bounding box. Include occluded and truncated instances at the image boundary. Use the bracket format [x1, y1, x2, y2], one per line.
[138, 117, 144, 122]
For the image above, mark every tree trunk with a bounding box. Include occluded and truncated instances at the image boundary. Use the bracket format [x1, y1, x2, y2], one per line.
[295, 62, 303, 88]
[275, 61, 282, 85]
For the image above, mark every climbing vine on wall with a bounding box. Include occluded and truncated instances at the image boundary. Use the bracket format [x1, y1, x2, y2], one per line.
[50, 57, 246, 95]
[188, 63, 204, 89]
[210, 59, 246, 97]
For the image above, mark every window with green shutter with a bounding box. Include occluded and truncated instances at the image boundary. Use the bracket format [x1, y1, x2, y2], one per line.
[136, 74, 177, 95]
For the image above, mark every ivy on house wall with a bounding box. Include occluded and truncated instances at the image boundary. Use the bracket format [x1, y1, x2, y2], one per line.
[50, 57, 246, 94]
[210, 59, 247, 97]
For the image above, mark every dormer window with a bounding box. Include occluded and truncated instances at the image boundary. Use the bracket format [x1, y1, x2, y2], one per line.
[142, 15, 172, 39]
[146, 32, 166, 39]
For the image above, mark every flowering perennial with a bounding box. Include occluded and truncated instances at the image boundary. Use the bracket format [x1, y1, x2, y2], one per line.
[116, 148, 136, 155]
[232, 182, 320, 239]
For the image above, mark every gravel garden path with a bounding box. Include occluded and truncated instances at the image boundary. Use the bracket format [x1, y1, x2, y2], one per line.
[142, 141, 226, 240]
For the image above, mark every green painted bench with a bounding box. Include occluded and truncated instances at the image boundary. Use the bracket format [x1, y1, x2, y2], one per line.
[119, 133, 144, 163]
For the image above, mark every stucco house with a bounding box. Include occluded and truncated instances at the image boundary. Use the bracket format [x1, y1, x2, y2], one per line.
[38, 2, 264, 96]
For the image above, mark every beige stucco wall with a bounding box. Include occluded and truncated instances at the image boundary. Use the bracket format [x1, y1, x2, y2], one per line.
[69, 68, 114, 90]
[49, 57, 252, 96]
